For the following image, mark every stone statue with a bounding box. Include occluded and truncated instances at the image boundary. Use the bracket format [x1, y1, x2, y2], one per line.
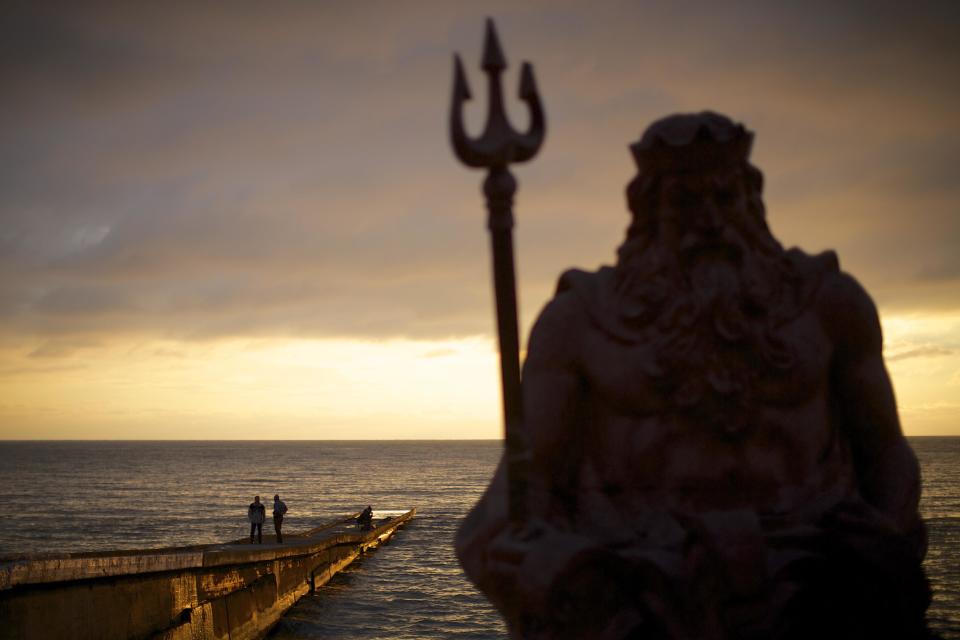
[456, 112, 931, 639]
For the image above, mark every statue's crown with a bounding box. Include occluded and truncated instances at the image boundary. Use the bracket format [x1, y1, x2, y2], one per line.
[630, 111, 753, 174]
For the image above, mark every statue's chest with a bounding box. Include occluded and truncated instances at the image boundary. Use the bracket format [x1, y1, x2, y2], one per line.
[581, 311, 830, 423]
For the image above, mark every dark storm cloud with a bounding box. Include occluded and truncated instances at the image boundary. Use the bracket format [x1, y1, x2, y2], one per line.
[1, 0, 958, 344]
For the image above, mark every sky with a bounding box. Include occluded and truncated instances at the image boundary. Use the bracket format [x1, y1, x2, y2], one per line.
[1, 1, 958, 439]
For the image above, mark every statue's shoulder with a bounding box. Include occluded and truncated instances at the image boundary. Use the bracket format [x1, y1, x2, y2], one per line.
[551, 266, 617, 324]
[788, 248, 883, 347]
[556, 266, 614, 296]
[789, 248, 870, 308]
[524, 268, 610, 367]
[781, 247, 843, 310]
[527, 266, 614, 340]
[785, 247, 839, 283]
[543, 265, 641, 343]
[534, 266, 613, 328]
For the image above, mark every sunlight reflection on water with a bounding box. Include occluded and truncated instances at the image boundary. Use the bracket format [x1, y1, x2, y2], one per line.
[0, 439, 956, 638]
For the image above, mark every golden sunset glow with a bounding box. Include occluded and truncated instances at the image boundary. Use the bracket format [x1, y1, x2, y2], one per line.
[883, 313, 960, 436]
[0, 338, 501, 439]
[1, 2, 957, 438]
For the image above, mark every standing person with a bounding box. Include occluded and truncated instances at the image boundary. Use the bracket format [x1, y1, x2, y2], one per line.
[272, 494, 288, 543]
[247, 495, 265, 544]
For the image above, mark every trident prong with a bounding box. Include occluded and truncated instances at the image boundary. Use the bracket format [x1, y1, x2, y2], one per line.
[450, 18, 545, 168]
[450, 19, 546, 525]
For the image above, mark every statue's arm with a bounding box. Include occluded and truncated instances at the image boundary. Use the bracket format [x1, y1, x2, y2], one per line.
[825, 273, 925, 552]
[521, 292, 583, 522]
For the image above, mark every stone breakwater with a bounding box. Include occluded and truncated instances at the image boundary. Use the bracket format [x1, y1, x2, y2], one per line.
[0, 509, 415, 640]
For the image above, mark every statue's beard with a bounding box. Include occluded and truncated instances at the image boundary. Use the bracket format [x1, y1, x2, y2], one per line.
[685, 244, 746, 311]
[614, 229, 767, 323]
[613, 224, 798, 427]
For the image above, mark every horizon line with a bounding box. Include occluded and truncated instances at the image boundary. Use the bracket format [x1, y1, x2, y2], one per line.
[1, 436, 956, 442]
[0, 438, 507, 442]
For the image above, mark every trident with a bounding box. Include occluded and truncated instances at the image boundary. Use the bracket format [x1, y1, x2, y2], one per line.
[450, 19, 545, 524]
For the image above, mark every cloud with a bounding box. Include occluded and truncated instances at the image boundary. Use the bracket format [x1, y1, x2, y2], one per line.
[0, 363, 88, 378]
[27, 338, 102, 359]
[1, 0, 958, 346]
[887, 346, 954, 362]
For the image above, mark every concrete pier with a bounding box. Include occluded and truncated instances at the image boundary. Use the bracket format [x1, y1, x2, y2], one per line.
[0, 509, 415, 640]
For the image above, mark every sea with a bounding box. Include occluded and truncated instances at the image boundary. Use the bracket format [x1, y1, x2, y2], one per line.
[0, 438, 956, 639]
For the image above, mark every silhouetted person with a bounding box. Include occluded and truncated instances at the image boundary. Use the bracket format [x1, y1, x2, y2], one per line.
[273, 494, 288, 543]
[357, 505, 373, 530]
[247, 495, 265, 544]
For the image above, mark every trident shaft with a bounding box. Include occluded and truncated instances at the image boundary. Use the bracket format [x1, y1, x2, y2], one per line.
[450, 19, 545, 524]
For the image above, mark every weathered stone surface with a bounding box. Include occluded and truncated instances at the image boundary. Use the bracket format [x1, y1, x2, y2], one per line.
[0, 570, 197, 639]
[0, 509, 415, 640]
[456, 110, 931, 639]
[0, 551, 205, 587]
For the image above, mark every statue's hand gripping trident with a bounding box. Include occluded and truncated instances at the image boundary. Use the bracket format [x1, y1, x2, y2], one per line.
[450, 19, 545, 524]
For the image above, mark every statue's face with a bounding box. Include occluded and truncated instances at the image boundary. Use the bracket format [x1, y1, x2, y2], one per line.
[655, 167, 752, 264]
